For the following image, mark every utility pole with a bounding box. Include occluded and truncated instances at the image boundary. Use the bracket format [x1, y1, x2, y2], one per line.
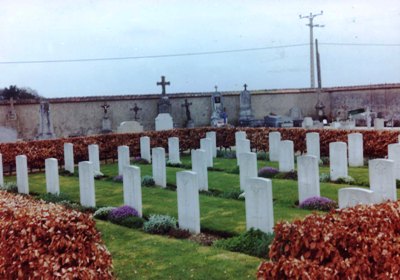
[299, 11, 324, 88]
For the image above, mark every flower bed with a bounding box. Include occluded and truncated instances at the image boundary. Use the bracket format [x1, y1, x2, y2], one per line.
[257, 200, 400, 279]
[0, 191, 114, 278]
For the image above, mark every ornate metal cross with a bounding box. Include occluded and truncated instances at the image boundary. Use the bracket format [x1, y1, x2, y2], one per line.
[101, 102, 110, 115]
[181, 99, 193, 121]
[130, 103, 142, 120]
[157, 76, 170, 95]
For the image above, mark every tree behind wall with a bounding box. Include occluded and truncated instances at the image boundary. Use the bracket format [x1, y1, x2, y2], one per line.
[0, 85, 42, 100]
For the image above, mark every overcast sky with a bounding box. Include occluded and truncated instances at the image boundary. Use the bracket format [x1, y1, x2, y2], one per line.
[0, 0, 399, 98]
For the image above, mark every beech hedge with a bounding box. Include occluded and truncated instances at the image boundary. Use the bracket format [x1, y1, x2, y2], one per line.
[0, 191, 114, 279]
[257, 200, 400, 279]
[0, 127, 398, 170]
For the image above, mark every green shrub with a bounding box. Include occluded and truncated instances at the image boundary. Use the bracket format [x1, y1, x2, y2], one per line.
[335, 176, 355, 184]
[166, 161, 184, 168]
[112, 216, 145, 229]
[58, 200, 97, 213]
[220, 190, 245, 200]
[142, 175, 155, 187]
[257, 151, 269, 161]
[94, 207, 116, 220]
[143, 214, 177, 234]
[274, 171, 298, 180]
[37, 192, 71, 203]
[0, 181, 18, 193]
[217, 150, 236, 159]
[319, 173, 330, 182]
[228, 166, 240, 174]
[213, 228, 275, 258]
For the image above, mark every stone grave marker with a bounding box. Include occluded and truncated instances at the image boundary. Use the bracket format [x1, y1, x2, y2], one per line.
[200, 138, 213, 167]
[0, 127, 18, 143]
[269, 131, 281, 162]
[348, 133, 364, 167]
[177, 171, 200, 234]
[245, 177, 274, 233]
[279, 140, 294, 172]
[88, 144, 103, 176]
[329, 142, 348, 181]
[79, 161, 96, 207]
[118, 146, 130, 176]
[64, 143, 74, 174]
[338, 187, 382, 209]
[140, 136, 151, 163]
[117, 121, 143, 133]
[123, 165, 142, 217]
[206, 131, 217, 157]
[45, 158, 60, 195]
[16, 155, 29, 194]
[388, 143, 400, 180]
[236, 139, 251, 166]
[235, 131, 247, 147]
[155, 113, 173, 131]
[369, 159, 396, 201]
[306, 132, 320, 160]
[297, 155, 320, 204]
[239, 152, 257, 191]
[152, 147, 166, 188]
[374, 118, 384, 129]
[191, 149, 208, 191]
[168, 137, 181, 164]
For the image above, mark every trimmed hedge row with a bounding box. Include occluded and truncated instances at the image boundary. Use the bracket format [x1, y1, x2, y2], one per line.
[0, 127, 398, 170]
[257, 200, 400, 279]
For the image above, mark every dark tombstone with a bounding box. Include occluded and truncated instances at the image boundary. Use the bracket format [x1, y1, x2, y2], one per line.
[239, 83, 255, 126]
[157, 76, 172, 114]
[181, 99, 194, 128]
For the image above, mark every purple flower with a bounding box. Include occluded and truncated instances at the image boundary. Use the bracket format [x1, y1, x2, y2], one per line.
[299, 196, 337, 211]
[113, 175, 123, 182]
[258, 166, 279, 178]
[108, 205, 138, 220]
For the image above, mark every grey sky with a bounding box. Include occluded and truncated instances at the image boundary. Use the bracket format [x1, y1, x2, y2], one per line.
[0, 0, 399, 98]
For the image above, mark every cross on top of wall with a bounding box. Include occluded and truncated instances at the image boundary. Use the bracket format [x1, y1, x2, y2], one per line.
[243, 84, 248, 91]
[157, 76, 170, 95]
[214, 85, 218, 92]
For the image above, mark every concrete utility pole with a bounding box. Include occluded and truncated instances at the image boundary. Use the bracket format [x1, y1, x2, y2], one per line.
[299, 11, 324, 88]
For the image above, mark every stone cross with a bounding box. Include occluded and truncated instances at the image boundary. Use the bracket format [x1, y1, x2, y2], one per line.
[181, 99, 193, 121]
[157, 76, 170, 95]
[243, 84, 248, 91]
[214, 85, 218, 92]
[130, 103, 142, 120]
[101, 102, 110, 117]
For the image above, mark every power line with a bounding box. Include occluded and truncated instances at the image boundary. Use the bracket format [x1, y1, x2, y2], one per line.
[0, 43, 308, 65]
[0, 42, 399, 65]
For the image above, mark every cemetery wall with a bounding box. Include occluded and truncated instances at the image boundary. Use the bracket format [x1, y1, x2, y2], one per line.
[0, 83, 398, 140]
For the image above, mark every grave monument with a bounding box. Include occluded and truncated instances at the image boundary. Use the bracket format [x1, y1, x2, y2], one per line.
[181, 99, 194, 128]
[36, 100, 55, 140]
[238, 84, 255, 126]
[155, 76, 174, 131]
[117, 103, 144, 133]
[100, 102, 112, 133]
[210, 86, 225, 127]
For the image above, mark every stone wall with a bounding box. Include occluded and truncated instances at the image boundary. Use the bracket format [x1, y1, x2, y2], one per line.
[0, 83, 399, 140]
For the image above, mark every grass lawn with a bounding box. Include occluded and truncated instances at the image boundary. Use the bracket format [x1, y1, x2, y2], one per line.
[4, 154, 394, 279]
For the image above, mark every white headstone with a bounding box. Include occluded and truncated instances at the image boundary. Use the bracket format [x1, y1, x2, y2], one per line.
[302, 117, 313, 128]
[369, 159, 396, 201]
[306, 132, 320, 160]
[177, 171, 200, 234]
[45, 158, 60, 195]
[152, 147, 166, 188]
[374, 118, 384, 129]
[64, 143, 74, 174]
[118, 145, 130, 175]
[388, 143, 400, 180]
[297, 155, 320, 204]
[0, 154, 3, 187]
[206, 131, 217, 158]
[78, 161, 96, 207]
[140, 136, 151, 163]
[123, 165, 142, 217]
[155, 113, 173, 131]
[191, 149, 208, 191]
[168, 137, 181, 164]
[239, 152, 257, 191]
[16, 155, 29, 194]
[348, 133, 364, 167]
[338, 187, 382, 209]
[329, 142, 348, 181]
[235, 131, 247, 148]
[200, 138, 213, 167]
[117, 121, 144, 133]
[279, 140, 294, 172]
[269, 131, 281, 162]
[236, 139, 251, 166]
[245, 177, 274, 233]
[88, 144, 103, 176]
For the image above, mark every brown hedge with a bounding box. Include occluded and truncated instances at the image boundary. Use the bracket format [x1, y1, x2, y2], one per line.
[0, 127, 398, 170]
[0, 191, 114, 279]
[257, 200, 400, 279]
